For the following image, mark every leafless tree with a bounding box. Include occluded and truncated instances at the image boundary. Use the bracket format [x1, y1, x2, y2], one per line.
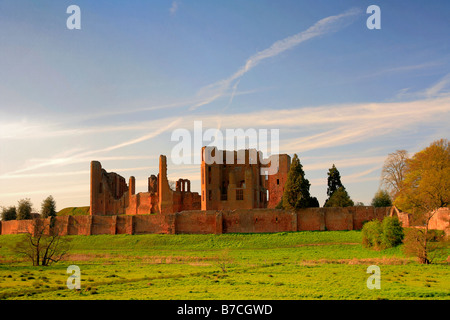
[380, 150, 409, 200]
[12, 217, 71, 266]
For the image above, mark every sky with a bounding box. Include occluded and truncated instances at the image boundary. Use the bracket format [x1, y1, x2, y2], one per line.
[0, 0, 449, 212]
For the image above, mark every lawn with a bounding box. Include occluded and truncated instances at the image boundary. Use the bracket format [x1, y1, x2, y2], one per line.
[0, 231, 448, 300]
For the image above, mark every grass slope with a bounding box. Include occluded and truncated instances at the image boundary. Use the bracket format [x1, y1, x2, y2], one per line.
[0, 231, 448, 300]
[57, 207, 90, 216]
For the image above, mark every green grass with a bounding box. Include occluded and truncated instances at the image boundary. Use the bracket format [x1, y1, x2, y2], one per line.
[57, 206, 90, 216]
[0, 231, 448, 300]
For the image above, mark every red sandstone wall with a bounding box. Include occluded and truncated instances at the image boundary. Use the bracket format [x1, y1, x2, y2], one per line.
[324, 207, 353, 231]
[116, 215, 133, 234]
[175, 210, 218, 234]
[429, 207, 450, 234]
[222, 209, 296, 233]
[353, 207, 390, 230]
[0, 219, 33, 234]
[3, 206, 430, 236]
[68, 216, 91, 235]
[297, 208, 325, 231]
[134, 215, 170, 234]
[136, 193, 153, 215]
[91, 216, 115, 235]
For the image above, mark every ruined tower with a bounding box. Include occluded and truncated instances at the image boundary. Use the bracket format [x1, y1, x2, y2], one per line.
[200, 147, 291, 211]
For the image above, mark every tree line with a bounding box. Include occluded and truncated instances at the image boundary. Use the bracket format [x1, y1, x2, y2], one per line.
[1, 195, 70, 267]
[1, 196, 57, 221]
[377, 138, 449, 264]
[277, 155, 387, 210]
[279, 138, 448, 264]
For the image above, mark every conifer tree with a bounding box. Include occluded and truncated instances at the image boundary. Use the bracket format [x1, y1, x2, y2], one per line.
[41, 195, 57, 218]
[282, 154, 315, 209]
[326, 164, 343, 197]
[17, 199, 33, 220]
[324, 186, 354, 207]
[324, 164, 345, 207]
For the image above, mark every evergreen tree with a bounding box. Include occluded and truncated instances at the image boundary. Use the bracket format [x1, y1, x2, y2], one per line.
[323, 187, 354, 207]
[371, 189, 392, 207]
[17, 199, 33, 220]
[282, 154, 315, 209]
[41, 195, 57, 218]
[324, 164, 346, 206]
[326, 164, 343, 198]
[1, 206, 17, 221]
[308, 197, 320, 208]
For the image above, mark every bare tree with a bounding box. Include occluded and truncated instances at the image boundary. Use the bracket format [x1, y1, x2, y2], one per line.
[12, 217, 71, 266]
[381, 150, 409, 200]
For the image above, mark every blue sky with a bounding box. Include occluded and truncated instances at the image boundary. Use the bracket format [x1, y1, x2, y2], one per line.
[0, 0, 449, 211]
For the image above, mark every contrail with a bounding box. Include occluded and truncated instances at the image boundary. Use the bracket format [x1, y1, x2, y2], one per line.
[190, 8, 362, 111]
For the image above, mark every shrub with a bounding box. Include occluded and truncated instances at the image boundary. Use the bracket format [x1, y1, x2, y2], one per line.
[362, 216, 404, 250]
[381, 216, 404, 248]
[362, 220, 383, 249]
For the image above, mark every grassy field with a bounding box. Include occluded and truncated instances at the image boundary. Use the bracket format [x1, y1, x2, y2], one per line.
[0, 231, 448, 300]
[56, 206, 90, 216]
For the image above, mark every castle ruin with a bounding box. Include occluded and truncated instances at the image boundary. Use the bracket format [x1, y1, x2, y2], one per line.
[90, 147, 291, 216]
[1, 147, 448, 236]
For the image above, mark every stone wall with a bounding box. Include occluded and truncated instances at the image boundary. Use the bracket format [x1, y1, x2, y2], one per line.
[1, 207, 399, 236]
[428, 207, 450, 234]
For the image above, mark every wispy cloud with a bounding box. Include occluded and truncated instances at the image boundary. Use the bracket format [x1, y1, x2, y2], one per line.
[303, 156, 386, 171]
[360, 61, 442, 80]
[424, 73, 450, 98]
[1, 119, 181, 177]
[394, 72, 450, 100]
[189, 8, 361, 110]
[309, 165, 381, 187]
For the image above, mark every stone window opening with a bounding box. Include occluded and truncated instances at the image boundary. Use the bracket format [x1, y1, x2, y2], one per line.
[236, 189, 244, 200]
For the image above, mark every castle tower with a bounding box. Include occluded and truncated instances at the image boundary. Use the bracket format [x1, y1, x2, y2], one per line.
[158, 155, 173, 214]
[267, 154, 291, 208]
[90, 161, 102, 215]
[129, 176, 136, 199]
